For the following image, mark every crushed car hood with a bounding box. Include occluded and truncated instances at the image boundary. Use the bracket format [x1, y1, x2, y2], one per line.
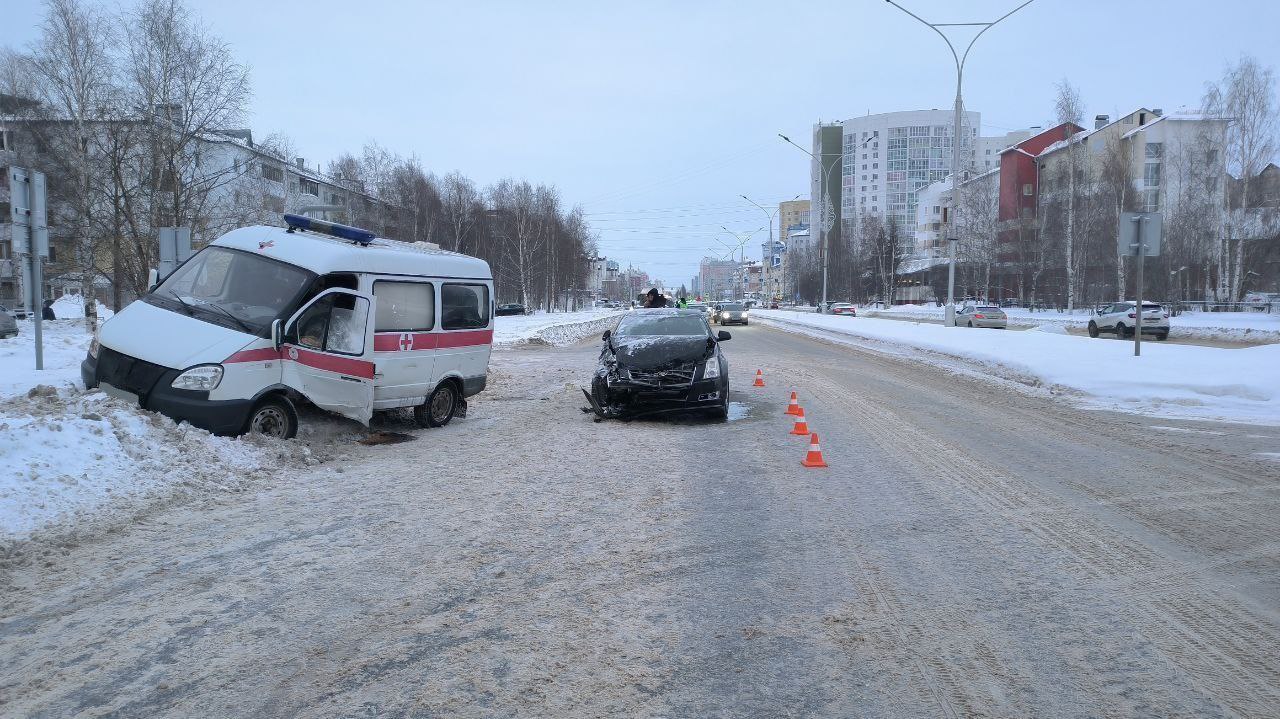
[612, 335, 713, 369]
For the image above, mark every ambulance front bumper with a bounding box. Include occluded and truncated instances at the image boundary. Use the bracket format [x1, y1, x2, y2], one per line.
[83, 349, 255, 436]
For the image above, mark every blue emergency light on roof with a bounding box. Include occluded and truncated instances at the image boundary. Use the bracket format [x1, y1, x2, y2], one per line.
[282, 214, 376, 245]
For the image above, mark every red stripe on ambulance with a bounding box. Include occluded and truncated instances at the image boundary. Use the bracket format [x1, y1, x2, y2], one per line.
[225, 345, 375, 379]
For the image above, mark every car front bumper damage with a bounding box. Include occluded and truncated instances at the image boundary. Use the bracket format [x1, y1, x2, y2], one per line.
[583, 366, 723, 419]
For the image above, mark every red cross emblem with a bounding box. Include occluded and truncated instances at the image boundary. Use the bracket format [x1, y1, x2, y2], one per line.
[399, 333, 414, 351]
[258, 240, 275, 250]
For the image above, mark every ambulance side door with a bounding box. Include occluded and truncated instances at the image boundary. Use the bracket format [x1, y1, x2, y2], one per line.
[280, 288, 376, 424]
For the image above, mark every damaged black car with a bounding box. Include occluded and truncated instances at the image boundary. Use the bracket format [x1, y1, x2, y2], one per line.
[584, 308, 731, 420]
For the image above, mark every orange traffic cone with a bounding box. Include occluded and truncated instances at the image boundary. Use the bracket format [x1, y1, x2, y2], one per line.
[785, 391, 801, 416]
[753, 369, 765, 387]
[789, 407, 810, 436]
[801, 433, 829, 468]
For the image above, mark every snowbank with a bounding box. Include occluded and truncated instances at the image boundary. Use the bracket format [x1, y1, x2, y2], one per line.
[0, 320, 92, 401]
[49, 294, 114, 320]
[0, 320, 354, 548]
[0, 387, 264, 542]
[494, 310, 623, 347]
[861, 304, 1280, 345]
[753, 310, 1280, 425]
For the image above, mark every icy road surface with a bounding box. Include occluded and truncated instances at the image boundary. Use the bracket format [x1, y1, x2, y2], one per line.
[3, 325, 1280, 717]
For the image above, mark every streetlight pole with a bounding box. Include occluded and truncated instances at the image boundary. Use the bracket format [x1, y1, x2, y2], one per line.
[778, 133, 876, 310]
[720, 226, 763, 300]
[885, 0, 1035, 325]
[741, 194, 799, 302]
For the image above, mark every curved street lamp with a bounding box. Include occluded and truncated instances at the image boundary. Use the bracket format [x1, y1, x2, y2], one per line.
[885, 0, 1035, 325]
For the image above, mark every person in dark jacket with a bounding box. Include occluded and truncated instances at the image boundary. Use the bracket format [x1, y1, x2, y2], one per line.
[642, 288, 667, 308]
[42, 299, 56, 320]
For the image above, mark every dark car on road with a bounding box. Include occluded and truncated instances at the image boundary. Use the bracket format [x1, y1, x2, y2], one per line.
[715, 302, 749, 325]
[495, 303, 527, 316]
[584, 308, 731, 420]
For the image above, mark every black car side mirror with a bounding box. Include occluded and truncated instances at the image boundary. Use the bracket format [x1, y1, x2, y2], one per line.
[717, 330, 731, 341]
[601, 329, 611, 342]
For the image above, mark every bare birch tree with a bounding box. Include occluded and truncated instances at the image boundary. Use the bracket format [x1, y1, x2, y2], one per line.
[1204, 54, 1278, 301]
[28, 0, 114, 328]
[1054, 78, 1085, 310]
[440, 172, 479, 253]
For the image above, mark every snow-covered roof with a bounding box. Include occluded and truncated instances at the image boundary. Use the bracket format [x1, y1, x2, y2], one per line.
[213, 224, 492, 280]
[897, 255, 950, 275]
[1119, 112, 1232, 139]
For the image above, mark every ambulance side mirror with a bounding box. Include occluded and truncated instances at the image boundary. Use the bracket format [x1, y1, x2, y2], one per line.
[271, 319, 283, 350]
[146, 268, 159, 292]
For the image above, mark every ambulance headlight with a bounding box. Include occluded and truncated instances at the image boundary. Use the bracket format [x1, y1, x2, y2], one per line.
[172, 364, 224, 391]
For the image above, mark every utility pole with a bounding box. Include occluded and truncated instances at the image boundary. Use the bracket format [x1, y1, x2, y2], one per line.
[885, 0, 1036, 325]
[9, 166, 50, 369]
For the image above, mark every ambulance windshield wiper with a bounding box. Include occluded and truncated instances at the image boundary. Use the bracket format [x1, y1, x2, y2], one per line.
[194, 298, 254, 334]
[169, 290, 253, 333]
[167, 290, 195, 316]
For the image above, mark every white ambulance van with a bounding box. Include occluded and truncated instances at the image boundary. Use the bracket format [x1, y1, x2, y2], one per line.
[81, 215, 494, 438]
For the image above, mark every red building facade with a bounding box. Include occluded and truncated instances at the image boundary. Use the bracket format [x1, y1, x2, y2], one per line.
[995, 122, 1083, 266]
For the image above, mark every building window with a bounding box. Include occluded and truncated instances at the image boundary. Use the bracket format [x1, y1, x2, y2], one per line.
[1144, 163, 1161, 187]
[1023, 183, 1033, 196]
[1145, 142, 1163, 159]
[1142, 188, 1159, 212]
[260, 163, 284, 183]
[1207, 148, 1218, 165]
[299, 178, 320, 196]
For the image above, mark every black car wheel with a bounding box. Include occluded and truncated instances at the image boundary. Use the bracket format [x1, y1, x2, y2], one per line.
[1088, 321, 1099, 338]
[1115, 323, 1128, 338]
[245, 395, 298, 439]
[416, 382, 458, 428]
[1157, 332, 1169, 341]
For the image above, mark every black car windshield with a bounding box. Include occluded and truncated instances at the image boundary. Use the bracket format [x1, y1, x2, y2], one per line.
[616, 313, 709, 337]
[150, 246, 314, 335]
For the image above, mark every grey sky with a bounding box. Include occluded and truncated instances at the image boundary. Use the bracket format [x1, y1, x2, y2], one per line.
[3, 0, 1279, 287]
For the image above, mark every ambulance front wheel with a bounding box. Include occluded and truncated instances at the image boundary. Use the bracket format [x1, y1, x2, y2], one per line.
[245, 395, 298, 439]
[415, 383, 458, 428]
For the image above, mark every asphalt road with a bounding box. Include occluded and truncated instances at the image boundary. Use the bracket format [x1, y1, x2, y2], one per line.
[3, 323, 1279, 717]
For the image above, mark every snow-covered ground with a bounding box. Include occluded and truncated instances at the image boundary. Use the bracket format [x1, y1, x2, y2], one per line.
[753, 309, 1280, 425]
[494, 309, 622, 347]
[859, 303, 1280, 345]
[0, 319, 346, 545]
[0, 309, 624, 545]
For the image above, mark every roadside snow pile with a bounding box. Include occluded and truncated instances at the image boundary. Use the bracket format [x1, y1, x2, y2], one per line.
[494, 310, 622, 347]
[861, 304, 1280, 344]
[0, 386, 266, 544]
[0, 321, 92, 400]
[49, 294, 114, 320]
[754, 310, 1280, 425]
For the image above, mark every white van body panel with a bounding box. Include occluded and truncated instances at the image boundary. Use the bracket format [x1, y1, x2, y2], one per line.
[88, 223, 493, 434]
[99, 299, 255, 371]
[279, 287, 377, 424]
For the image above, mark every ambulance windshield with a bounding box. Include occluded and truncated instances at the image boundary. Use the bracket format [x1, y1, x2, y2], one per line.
[151, 246, 313, 335]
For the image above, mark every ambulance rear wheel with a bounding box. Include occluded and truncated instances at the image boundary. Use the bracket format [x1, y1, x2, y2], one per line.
[416, 383, 457, 428]
[246, 395, 298, 439]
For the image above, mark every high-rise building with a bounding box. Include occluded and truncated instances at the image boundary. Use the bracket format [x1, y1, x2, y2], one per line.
[809, 123, 844, 250]
[834, 109, 980, 234]
[778, 199, 810, 247]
